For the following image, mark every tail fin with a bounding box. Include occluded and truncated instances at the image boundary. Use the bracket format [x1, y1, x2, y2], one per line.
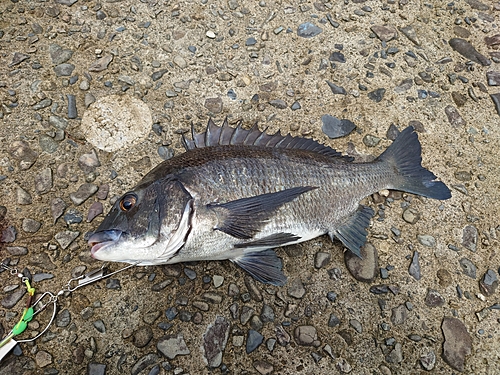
[376, 126, 451, 200]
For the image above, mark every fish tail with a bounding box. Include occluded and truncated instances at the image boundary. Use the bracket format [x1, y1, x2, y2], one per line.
[376, 126, 451, 200]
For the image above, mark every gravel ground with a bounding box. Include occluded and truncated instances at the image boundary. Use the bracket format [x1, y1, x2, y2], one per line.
[1, 0, 500, 374]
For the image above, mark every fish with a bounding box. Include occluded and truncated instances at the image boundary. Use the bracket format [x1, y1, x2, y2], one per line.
[88, 119, 451, 285]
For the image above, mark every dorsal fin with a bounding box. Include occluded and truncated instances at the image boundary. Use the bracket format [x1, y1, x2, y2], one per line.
[182, 118, 352, 160]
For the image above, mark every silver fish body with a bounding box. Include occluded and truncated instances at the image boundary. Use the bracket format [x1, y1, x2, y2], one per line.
[88, 120, 451, 285]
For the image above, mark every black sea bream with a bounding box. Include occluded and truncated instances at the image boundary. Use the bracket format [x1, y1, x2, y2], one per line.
[88, 119, 451, 285]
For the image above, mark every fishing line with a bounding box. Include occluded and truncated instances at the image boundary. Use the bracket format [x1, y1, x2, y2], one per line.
[0, 261, 138, 362]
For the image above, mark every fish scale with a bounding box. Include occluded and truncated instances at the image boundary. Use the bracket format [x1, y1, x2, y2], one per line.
[88, 120, 451, 286]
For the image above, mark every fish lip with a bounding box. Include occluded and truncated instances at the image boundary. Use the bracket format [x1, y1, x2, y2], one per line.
[88, 230, 122, 258]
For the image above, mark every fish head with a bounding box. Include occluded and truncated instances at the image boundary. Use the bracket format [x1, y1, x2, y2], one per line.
[88, 178, 193, 264]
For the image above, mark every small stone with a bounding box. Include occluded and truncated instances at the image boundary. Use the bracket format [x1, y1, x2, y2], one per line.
[363, 134, 380, 147]
[449, 38, 490, 66]
[371, 25, 398, 42]
[9, 52, 30, 67]
[402, 207, 420, 224]
[51, 197, 66, 223]
[462, 225, 477, 252]
[486, 71, 500, 86]
[87, 202, 103, 222]
[328, 314, 340, 327]
[479, 270, 498, 296]
[93, 319, 106, 333]
[89, 55, 113, 72]
[1, 226, 17, 243]
[349, 319, 362, 333]
[451, 91, 467, 107]
[297, 22, 322, 38]
[408, 251, 421, 280]
[490, 93, 500, 116]
[206, 30, 216, 39]
[49, 115, 68, 130]
[35, 350, 53, 368]
[244, 276, 263, 302]
[420, 350, 436, 371]
[88, 363, 106, 375]
[260, 304, 274, 323]
[152, 69, 168, 81]
[69, 183, 98, 205]
[202, 316, 230, 368]
[385, 343, 403, 363]
[326, 81, 346, 95]
[78, 150, 100, 173]
[459, 258, 477, 279]
[485, 34, 500, 47]
[321, 115, 356, 138]
[253, 361, 273, 375]
[22, 218, 41, 233]
[6, 246, 28, 256]
[294, 325, 320, 347]
[213, 275, 224, 288]
[399, 25, 420, 46]
[54, 63, 75, 76]
[204, 97, 223, 113]
[424, 289, 445, 307]
[269, 99, 287, 109]
[157, 334, 190, 359]
[56, 309, 71, 327]
[246, 330, 264, 354]
[394, 78, 413, 93]
[133, 326, 154, 348]
[1, 288, 26, 308]
[130, 354, 158, 375]
[314, 252, 331, 269]
[391, 305, 408, 325]
[17, 187, 32, 205]
[288, 278, 306, 298]
[417, 234, 436, 247]
[49, 44, 73, 64]
[441, 317, 472, 372]
[444, 105, 466, 127]
[173, 55, 187, 69]
[54, 230, 79, 250]
[344, 242, 378, 282]
[437, 269, 452, 287]
[465, 0, 489, 11]
[35, 168, 53, 194]
[368, 88, 386, 102]
[275, 325, 291, 346]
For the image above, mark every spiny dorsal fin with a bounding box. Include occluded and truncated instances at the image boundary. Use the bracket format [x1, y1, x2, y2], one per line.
[182, 118, 352, 160]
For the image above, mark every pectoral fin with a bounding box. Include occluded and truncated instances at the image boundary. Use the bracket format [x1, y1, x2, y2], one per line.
[231, 249, 287, 286]
[234, 232, 301, 249]
[330, 205, 374, 258]
[208, 186, 316, 239]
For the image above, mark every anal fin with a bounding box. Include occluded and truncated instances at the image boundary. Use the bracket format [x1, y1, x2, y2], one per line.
[231, 249, 287, 286]
[330, 205, 374, 258]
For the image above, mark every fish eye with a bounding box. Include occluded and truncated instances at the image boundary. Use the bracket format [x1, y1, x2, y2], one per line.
[119, 194, 137, 212]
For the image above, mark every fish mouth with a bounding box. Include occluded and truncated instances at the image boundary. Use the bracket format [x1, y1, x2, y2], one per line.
[88, 230, 122, 257]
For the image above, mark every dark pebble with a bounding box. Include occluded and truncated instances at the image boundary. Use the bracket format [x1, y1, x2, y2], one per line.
[93, 320, 106, 333]
[151, 69, 168, 81]
[441, 317, 472, 372]
[290, 101, 301, 110]
[408, 251, 421, 280]
[326, 80, 346, 95]
[56, 309, 71, 327]
[64, 208, 83, 224]
[297, 22, 322, 38]
[329, 51, 345, 63]
[202, 316, 230, 368]
[321, 115, 356, 138]
[246, 330, 264, 354]
[105, 278, 121, 289]
[459, 258, 477, 279]
[444, 105, 466, 127]
[328, 314, 340, 327]
[489, 93, 500, 116]
[67, 94, 77, 119]
[479, 270, 498, 296]
[1, 288, 26, 308]
[54, 63, 75, 76]
[449, 38, 491, 66]
[367, 88, 386, 102]
[88, 363, 106, 375]
[269, 99, 287, 109]
[424, 289, 445, 307]
[462, 225, 477, 252]
[133, 326, 153, 348]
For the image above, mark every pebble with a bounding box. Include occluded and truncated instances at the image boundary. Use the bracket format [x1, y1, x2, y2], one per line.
[344, 242, 378, 282]
[54, 63, 75, 76]
[321, 115, 356, 138]
[54, 230, 79, 249]
[246, 330, 264, 354]
[51, 197, 67, 223]
[424, 289, 445, 307]
[399, 25, 420, 45]
[363, 134, 380, 147]
[408, 251, 421, 280]
[244, 276, 263, 302]
[314, 252, 331, 269]
[420, 350, 436, 370]
[349, 319, 362, 333]
[326, 80, 347, 95]
[1, 288, 26, 308]
[6, 246, 28, 256]
[385, 342, 403, 363]
[87, 202, 103, 222]
[130, 354, 159, 375]
[260, 304, 274, 323]
[32, 273, 53, 282]
[490, 93, 500, 116]
[88, 55, 113, 72]
[368, 88, 386, 102]
[449, 38, 490, 66]
[240, 306, 254, 324]
[49, 115, 68, 130]
[297, 22, 322, 38]
[64, 208, 83, 224]
[133, 326, 153, 348]
[253, 361, 273, 375]
[444, 105, 466, 127]
[459, 257, 477, 279]
[287, 278, 306, 299]
[328, 314, 340, 327]
[69, 183, 98, 205]
[370, 25, 398, 42]
[479, 270, 498, 296]
[391, 305, 408, 325]
[441, 317, 472, 372]
[294, 325, 320, 346]
[212, 275, 224, 288]
[417, 234, 436, 247]
[35, 350, 53, 368]
[269, 99, 287, 109]
[22, 218, 41, 233]
[35, 168, 53, 194]
[93, 319, 106, 333]
[462, 225, 477, 252]
[56, 309, 71, 327]
[88, 363, 106, 375]
[9, 52, 30, 67]
[157, 334, 190, 359]
[202, 316, 230, 368]
[204, 97, 223, 113]
[17, 187, 32, 205]
[402, 207, 420, 224]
